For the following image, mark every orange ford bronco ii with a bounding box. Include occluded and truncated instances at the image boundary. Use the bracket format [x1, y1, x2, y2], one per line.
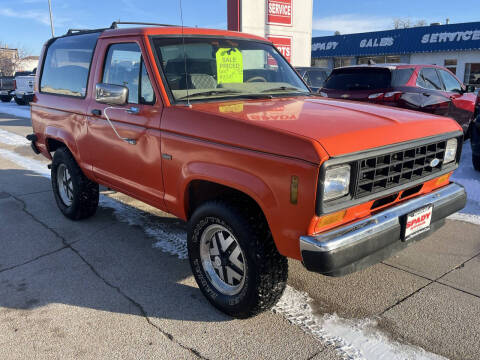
[28, 23, 466, 318]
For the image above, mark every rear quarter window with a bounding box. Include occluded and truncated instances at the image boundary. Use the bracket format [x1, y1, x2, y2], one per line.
[40, 32, 99, 97]
[391, 68, 414, 86]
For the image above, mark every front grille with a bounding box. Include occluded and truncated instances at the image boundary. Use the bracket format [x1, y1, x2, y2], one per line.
[355, 139, 448, 198]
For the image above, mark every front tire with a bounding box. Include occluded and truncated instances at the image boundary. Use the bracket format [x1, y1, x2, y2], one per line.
[51, 147, 99, 220]
[0, 95, 12, 102]
[188, 200, 288, 318]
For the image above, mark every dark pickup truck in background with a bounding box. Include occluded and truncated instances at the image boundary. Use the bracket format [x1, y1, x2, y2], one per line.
[0, 75, 15, 102]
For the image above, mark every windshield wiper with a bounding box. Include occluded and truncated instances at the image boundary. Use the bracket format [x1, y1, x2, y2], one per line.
[176, 90, 242, 100]
[260, 86, 311, 94]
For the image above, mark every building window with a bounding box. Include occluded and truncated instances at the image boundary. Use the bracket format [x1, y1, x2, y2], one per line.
[386, 56, 401, 63]
[358, 55, 401, 65]
[444, 59, 457, 74]
[334, 57, 354, 68]
[312, 58, 328, 68]
[464, 63, 480, 87]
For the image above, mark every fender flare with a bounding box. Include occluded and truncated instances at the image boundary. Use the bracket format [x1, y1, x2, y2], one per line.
[44, 126, 80, 160]
[180, 161, 278, 221]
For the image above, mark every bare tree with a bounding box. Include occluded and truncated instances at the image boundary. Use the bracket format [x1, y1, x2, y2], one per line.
[393, 18, 411, 29]
[334, 30, 341, 35]
[414, 19, 427, 27]
[0, 42, 31, 76]
[393, 18, 428, 29]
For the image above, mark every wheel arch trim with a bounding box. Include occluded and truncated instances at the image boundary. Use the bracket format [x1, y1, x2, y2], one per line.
[180, 161, 278, 222]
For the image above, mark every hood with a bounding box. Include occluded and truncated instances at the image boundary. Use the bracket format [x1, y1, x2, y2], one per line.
[191, 96, 462, 157]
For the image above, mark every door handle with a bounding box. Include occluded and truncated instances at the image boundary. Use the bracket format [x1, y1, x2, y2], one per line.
[126, 106, 140, 114]
[422, 93, 431, 97]
[91, 109, 102, 116]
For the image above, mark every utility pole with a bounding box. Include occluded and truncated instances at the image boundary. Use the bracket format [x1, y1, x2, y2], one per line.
[48, 0, 55, 37]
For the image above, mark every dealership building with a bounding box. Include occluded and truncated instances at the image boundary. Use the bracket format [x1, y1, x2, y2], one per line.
[228, 0, 313, 66]
[311, 21, 480, 88]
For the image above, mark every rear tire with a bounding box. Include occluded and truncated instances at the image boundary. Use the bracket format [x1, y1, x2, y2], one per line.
[188, 200, 288, 318]
[51, 147, 99, 220]
[0, 95, 12, 102]
[14, 96, 26, 105]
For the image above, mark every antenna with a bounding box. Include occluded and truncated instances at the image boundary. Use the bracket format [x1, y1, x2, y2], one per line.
[179, 0, 191, 107]
[48, 0, 55, 37]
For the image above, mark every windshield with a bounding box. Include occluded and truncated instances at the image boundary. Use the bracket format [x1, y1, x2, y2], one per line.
[324, 68, 414, 91]
[305, 69, 327, 88]
[152, 37, 309, 102]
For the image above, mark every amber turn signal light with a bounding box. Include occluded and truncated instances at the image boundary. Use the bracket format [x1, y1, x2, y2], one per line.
[435, 173, 451, 186]
[316, 209, 347, 229]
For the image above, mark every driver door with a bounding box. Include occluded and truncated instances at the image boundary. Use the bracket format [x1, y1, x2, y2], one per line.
[85, 39, 165, 208]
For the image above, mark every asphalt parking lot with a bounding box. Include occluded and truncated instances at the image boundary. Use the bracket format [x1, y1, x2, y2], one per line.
[0, 108, 479, 360]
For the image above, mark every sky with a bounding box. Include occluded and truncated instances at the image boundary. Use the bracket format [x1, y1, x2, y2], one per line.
[0, 0, 479, 56]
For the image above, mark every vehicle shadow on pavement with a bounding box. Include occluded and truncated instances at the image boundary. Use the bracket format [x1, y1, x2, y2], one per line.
[0, 113, 31, 127]
[0, 168, 231, 324]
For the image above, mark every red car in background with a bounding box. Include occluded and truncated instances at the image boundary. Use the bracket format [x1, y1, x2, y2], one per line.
[319, 64, 479, 137]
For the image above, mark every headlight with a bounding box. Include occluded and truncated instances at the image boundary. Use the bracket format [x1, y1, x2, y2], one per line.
[444, 138, 457, 164]
[323, 165, 351, 201]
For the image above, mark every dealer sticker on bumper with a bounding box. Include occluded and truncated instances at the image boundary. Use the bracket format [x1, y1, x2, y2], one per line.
[404, 205, 433, 240]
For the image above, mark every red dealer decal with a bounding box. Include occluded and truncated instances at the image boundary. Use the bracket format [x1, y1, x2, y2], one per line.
[267, 0, 292, 26]
[268, 36, 292, 62]
[406, 212, 431, 230]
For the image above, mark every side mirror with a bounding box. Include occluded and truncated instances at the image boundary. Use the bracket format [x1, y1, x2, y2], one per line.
[465, 84, 476, 93]
[95, 83, 128, 105]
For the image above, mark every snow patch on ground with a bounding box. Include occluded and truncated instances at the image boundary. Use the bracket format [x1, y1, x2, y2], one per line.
[0, 149, 50, 177]
[273, 286, 446, 360]
[0, 101, 31, 119]
[0, 145, 450, 360]
[448, 212, 480, 226]
[0, 129, 30, 146]
[451, 140, 480, 215]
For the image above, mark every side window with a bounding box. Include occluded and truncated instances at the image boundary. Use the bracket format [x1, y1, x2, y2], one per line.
[417, 68, 443, 90]
[103, 43, 141, 104]
[438, 70, 462, 93]
[103, 43, 155, 105]
[40, 32, 99, 97]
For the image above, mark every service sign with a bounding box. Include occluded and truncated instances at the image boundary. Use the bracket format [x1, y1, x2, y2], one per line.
[268, 35, 292, 62]
[267, 0, 292, 26]
[312, 21, 480, 57]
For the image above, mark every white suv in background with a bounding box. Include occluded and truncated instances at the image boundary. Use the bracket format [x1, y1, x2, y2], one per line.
[14, 68, 36, 105]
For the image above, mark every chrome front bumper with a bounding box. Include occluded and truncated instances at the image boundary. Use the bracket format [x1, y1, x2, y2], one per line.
[300, 183, 467, 276]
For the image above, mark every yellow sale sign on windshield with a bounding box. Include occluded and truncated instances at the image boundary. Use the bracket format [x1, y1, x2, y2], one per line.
[216, 48, 243, 84]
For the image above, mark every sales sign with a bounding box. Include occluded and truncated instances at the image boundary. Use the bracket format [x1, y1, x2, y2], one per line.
[216, 48, 243, 84]
[267, 0, 292, 26]
[268, 36, 292, 62]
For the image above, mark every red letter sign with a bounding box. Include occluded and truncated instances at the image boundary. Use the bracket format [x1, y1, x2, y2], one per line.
[268, 35, 292, 62]
[267, 0, 292, 26]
